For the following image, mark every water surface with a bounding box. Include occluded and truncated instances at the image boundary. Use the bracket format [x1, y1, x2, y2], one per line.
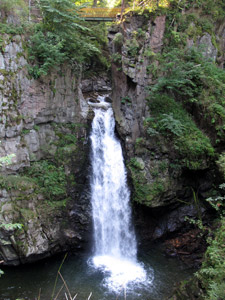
[0, 246, 195, 300]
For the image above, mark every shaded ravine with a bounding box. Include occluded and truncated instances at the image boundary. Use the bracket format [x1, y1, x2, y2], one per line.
[89, 96, 151, 292]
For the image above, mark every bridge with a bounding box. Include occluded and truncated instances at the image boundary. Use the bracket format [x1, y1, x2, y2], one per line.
[80, 7, 123, 21]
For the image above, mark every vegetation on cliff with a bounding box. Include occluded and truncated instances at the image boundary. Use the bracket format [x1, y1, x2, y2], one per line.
[142, 1, 224, 299]
[28, 0, 108, 78]
[0, 0, 109, 77]
[0, 0, 225, 298]
[111, 2, 225, 298]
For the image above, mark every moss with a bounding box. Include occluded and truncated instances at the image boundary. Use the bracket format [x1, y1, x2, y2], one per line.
[113, 32, 123, 47]
[0, 69, 14, 76]
[127, 158, 166, 206]
[0, 175, 35, 191]
[145, 94, 214, 169]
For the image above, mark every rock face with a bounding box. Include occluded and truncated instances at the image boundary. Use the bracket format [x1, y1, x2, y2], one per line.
[109, 13, 222, 241]
[0, 33, 111, 265]
[109, 15, 167, 150]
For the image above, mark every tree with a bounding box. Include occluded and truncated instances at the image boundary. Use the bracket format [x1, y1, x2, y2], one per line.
[120, 0, 125, 19]
[28, 0, 101, 77]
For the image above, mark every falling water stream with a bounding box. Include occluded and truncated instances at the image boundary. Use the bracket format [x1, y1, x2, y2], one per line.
[89, 96, 152, 292]
[0, 96, 195, 300]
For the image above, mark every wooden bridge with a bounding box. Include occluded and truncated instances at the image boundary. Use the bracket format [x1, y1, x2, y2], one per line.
[80, 7, 123, 21]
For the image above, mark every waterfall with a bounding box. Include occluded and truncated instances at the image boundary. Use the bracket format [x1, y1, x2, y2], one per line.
[90, 96, 149, 291]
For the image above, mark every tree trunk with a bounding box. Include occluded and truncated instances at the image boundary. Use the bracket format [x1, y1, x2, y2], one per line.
[92, 0, 97, 7]
[120, 0, 125, 20]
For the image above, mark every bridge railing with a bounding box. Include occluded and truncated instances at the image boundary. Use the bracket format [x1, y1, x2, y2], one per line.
[80, 7, 122, 20]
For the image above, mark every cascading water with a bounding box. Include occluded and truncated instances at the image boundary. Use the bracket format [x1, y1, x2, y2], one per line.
[90, 96, 152, 292]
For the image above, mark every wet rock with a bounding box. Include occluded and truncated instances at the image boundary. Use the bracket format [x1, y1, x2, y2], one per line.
[88, 98, 100, 103]
[105, 96, 112, 103]
[88, 101, 111, 110]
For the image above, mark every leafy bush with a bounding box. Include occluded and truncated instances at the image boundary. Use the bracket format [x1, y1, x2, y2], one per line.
[28, 0, 102, 77]
[217, 153, 225, 178]
[126, 38, 140, 58]
[158, 113, 185, 136]
[197, 218, 225, 300]
[145, 94, 214, 169]
[0, 23, 25, 35]
[0, 0, 27, 14]
[28, 29, 66, 78]
[25, 160, 67, 200]
[113, 32, 123, 46]
[147, 47, 225, 144]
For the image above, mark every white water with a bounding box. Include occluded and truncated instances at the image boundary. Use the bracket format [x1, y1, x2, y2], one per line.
[90, 96, 151, 292]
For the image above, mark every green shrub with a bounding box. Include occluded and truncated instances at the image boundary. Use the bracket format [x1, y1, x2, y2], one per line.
[28, 29, 66, 78]
[0, 0, 27, 15]
[145, 94, 214, 169]
[126, 38, 139, 58]
[25, 160, 67, 200]
[28, 0, 102, 77]
[158, 113, 185, 136]
[0, 175, 34, 191]
[146, 45, 225, 153]
[217, 153, 225, 179]
[113, 32, 123, 46]
[197, 217, 225, 300]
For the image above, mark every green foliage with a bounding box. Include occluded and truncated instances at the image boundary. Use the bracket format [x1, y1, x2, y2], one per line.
[113, 32, 123, 46]
[111, 52, 122, 64]
[148, 48, 204, 101]
[217, 153, 225, 179]
[28, 29, 66, 78]
[206, 184, 225, 216]
[128, 158, 165, 205]
[25, 160, 66, 200]
[0, 23, 25, 35]
[121, 95, 131, 105]
[0, 153, 16, 166]
[0, 174, 34, 191]
[0, 223, 23, 230]
[128, 0, 170, 14]
[144, 48, 156, 58]
[126, 38, 139, 58]
[158, 113, 185, 136]
[146, 45, 225, 150]
[197, 217, 225, 300]
[0, 0, 28, 15]
[145, 94, 214, 169]
[28, 0, 103, 77]
[178, 0, 225, 21]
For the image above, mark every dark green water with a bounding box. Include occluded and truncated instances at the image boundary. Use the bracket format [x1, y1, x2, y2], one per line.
[0, 246, 194, 300]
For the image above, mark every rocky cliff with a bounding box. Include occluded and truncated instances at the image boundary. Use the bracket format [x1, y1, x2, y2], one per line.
[109, 6, 225, 242]
[0, 0, 224, 266]
[0, 27, 111, 265]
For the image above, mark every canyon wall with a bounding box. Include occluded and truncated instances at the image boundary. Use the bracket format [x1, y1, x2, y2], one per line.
[0, 28, 110, 264]
[109, 10, 225, 242]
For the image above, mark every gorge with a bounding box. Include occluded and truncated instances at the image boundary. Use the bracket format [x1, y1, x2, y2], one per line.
[0, 0, 225, 299]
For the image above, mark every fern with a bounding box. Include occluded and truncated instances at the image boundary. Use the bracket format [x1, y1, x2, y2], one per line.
[28, 0, 101, 77]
